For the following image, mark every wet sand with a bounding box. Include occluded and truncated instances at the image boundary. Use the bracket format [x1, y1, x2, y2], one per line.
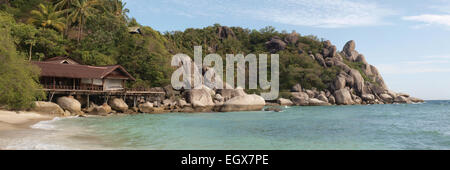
[0, 110, 53, 131]
[0, 110, 54, 149]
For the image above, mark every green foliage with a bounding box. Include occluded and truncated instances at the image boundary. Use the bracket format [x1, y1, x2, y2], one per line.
[1, 0, 348, 107]
[28, 3, 66, 32]
[0, 12, 45, 110]
[342, 57, 373, 83]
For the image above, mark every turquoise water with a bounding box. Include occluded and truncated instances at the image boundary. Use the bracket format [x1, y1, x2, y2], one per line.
[3, 101, 450, 150]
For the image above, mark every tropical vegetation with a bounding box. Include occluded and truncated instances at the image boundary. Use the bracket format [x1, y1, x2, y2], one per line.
[0, 0, 345, 109]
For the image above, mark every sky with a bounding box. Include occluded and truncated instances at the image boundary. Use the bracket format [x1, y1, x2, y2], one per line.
[123, 0, 450, 100]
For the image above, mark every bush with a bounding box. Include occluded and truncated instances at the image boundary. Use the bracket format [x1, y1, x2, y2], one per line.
[0, 13, 45, 110]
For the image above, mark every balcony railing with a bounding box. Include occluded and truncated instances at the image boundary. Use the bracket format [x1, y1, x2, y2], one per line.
[41, 85, 157, 92]
[42, 84, 104, 91]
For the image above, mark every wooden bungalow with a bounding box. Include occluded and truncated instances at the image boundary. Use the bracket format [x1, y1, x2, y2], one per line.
[32, 57, 135, 92]
[32, 57, 165, 106]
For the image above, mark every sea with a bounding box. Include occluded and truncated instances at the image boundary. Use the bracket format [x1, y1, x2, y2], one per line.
[1, 100, 450, 150]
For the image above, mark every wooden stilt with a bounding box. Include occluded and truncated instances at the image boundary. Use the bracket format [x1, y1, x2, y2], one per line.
[87, 94, 90, 108]
[49, 91, 55, 102]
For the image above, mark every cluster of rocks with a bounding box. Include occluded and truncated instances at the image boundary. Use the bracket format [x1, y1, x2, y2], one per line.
[274, 40, 423, 106]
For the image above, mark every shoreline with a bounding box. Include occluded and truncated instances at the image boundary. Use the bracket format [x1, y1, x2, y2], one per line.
[0, 110, 55, 133]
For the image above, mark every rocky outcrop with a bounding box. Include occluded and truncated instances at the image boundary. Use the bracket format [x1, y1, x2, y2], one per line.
[265, 36, 287, 53]
[291, 92, 310, 106]
[291, 84, 302, 92]
[334, 89, 354, 105]
[218, 87, 246, 101]
[322, 40, 337, 58]
[278, 98, 294, 106]
[283, 40, 423, 106]
[217, 26, 235, 39]
[33, 101, 67, 116]
[186, 88, 215, 111]
[394, 96, 411, 104]
[284, 31, 299, 44]
[108, 98, 128, 113]
[138, 102, 154, 113]
[57, 96, 83, 115]
[308, 98, 331, 106]
[88, 103, 112, 116]
[220, 95, 266, 112]
[343, 40, 358, 61]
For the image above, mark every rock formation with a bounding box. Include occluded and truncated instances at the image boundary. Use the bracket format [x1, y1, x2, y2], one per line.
[108, 98, 128, 113]
[265, 36, 287, 53]
[57, 96, 83, 115]
[287, 40, 423, 106]
[220, 94, 266, 112]
[33, 101, 67, 116]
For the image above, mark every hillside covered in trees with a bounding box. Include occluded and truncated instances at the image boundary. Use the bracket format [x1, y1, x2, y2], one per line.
[1, 0, 415, 109]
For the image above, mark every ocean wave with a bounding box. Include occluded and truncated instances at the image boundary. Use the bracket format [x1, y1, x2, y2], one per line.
[31, 116, 78, 130]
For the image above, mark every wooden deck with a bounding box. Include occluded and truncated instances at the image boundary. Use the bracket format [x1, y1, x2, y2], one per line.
[42, 86, 165, 96]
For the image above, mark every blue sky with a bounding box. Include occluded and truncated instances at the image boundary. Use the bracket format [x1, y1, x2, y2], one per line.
[123, 0, 450, 100]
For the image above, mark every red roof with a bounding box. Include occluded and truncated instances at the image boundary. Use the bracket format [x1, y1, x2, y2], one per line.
[43, 56, 81, 65]
[32, 62, 136, 81]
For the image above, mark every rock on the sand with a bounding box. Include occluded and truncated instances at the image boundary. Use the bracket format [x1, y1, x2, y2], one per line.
[32, 101, 67, 116]
[109, 98, 128, 113]
[138, 102, 154, 113]
[57, 96, 83, 115]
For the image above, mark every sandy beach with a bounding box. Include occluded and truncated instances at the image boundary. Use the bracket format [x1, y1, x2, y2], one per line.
[0, 110, 53, 132]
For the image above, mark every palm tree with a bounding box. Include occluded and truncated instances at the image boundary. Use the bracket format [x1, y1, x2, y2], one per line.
[55, 0, 75, 35]
[68, 0, 98, 42]
[107, 0, 129, 17]
[28, 3, 66, 32]
[55, 0, 75, 10]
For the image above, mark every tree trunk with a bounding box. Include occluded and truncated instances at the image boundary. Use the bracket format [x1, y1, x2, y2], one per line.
[28, 44, 33, 61]
[78, 16, 82, 43]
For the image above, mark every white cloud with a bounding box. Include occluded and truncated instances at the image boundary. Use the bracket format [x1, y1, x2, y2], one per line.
[378, 55, 450, 74]
[402, 14, 450, 27]
[164, 0, 395, 28]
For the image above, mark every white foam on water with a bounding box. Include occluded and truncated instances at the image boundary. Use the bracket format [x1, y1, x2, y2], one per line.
[30, 116, 78, 130]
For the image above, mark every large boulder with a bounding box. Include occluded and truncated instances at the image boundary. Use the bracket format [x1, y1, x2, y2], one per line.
[291, 84, 302, 92]
[380, 94, 394, 103]
[57, 96, 83, 115]
[317, 94, 329, 103]
[334, 73, 347, 90]
[308, 98, 331, 106]
[334, 89, 354, 105]
[176, 99, 190, 108]
[108, 98, 128, 113]
[220, 95, 266, 112]
[343, 40, 358, 61]
[90, 103, 112, 116]
[187, 88, 215, 109]
[278, 98, 294, 106]
[394, 96, 412, 104]
[315, 53, 327, 67]
[328, 95, 336, 105]
[32, 101, 67, 116]
[284, 31, 299, 44]
[291, 92, 310, 106]
[217, 26, 235, 39]
[322, 40, 337, 58]
[409, 97, 424, 103]
[349, 69, 364, 95]
[218, 87, 246, 101]
[265, 36, 287, 53]
[362, 94, 375, 102]
[138, 102, 154, 113]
